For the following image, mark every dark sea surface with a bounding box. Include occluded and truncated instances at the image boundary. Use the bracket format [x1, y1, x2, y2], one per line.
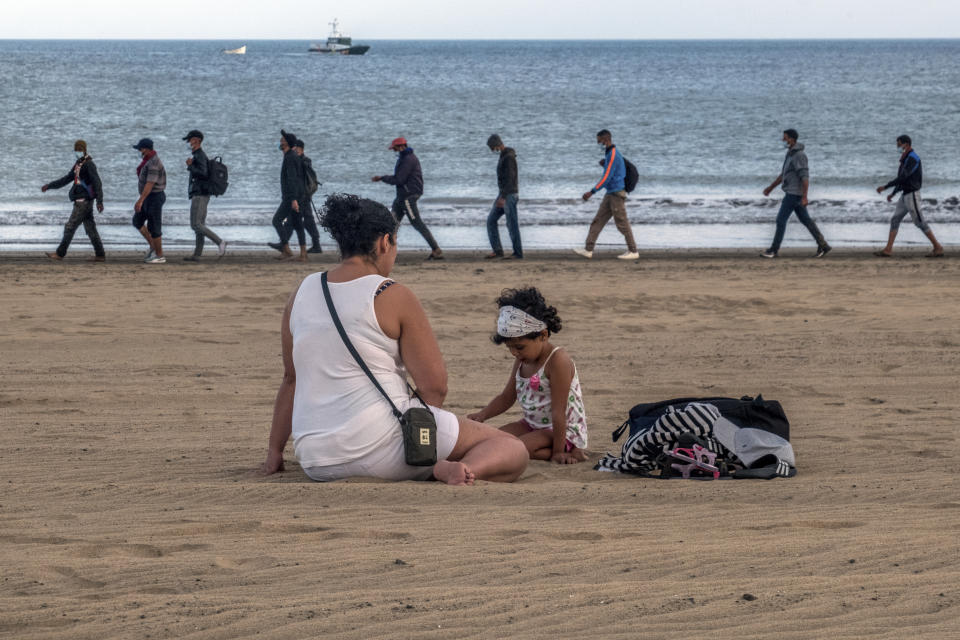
[3, 39, 960, 250]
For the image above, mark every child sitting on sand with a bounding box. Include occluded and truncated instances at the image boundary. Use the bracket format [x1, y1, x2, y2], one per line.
[468, 287, 588, 464]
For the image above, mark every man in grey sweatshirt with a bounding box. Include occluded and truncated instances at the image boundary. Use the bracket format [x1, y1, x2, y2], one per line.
[761, 129, 831, 258]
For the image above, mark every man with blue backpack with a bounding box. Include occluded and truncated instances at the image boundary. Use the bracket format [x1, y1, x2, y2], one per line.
[874, 134, 944, 258]
[42, 139, 106, 262]
[574, 129, 639, 260]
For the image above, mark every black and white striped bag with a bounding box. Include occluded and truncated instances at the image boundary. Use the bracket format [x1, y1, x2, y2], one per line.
[594, 398, 796, 479]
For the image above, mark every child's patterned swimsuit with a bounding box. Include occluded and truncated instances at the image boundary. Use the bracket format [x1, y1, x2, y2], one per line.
[515, 347, 588, 448]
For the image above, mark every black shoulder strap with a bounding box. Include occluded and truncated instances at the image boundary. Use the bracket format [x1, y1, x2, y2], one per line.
[321, 272, 424, 423]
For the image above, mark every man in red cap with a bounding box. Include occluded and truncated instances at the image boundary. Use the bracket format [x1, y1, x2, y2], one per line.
[372, 137, 443, 259]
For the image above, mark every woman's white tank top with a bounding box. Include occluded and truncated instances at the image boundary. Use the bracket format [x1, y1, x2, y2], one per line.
[290, 272, 410, 467]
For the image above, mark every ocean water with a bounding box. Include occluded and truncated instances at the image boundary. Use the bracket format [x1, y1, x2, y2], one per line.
[3, 39, 960, 251]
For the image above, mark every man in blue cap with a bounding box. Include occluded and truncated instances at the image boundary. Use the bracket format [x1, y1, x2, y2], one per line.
[132, 138, 167, 264]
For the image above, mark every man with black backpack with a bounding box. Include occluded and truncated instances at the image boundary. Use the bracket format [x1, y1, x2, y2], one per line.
[183, 130, 227, 261]
[280, 139, 322, 254]
[574, 129, 639, 260]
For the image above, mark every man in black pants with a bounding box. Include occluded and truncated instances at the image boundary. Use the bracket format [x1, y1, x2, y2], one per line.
[372, 137, 443, 259]
[280, 138, 322, 254]
[269, 130, 307, 261]
[42, 140, 106, 262]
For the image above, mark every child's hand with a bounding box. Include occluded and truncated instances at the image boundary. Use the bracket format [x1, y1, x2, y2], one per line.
[467, 411, 486, 422]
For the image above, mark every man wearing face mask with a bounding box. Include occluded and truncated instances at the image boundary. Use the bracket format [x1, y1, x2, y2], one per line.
[574, 129, 638, 260]
[485, 134, 522, 259]
[270, 129, 308, 261]
[183, 129, 227, 261]
[761, 129, 830, 259]
[874, 135, 943, 258]
[42, 139, 106, 262]
[132, 138, 167, 264]
[372, 137, 443, 260]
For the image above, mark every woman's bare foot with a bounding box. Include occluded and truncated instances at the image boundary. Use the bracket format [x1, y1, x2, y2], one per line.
[432, 460, 475, 485]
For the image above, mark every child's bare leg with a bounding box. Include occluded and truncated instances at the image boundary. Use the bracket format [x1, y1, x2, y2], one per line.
[498, 420, 529, 437]
[529, 446, 553, 461]
[438, 417, 528, 484]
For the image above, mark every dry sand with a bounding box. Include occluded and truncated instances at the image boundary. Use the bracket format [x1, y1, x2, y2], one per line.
[1, 249, 958, 639]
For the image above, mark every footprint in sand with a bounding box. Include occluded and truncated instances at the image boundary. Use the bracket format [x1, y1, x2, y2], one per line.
[794, 520, 865, 530]
[544, 531, 603, 541]
[49, 566, 106, 589]
[748, 521, 865, 530]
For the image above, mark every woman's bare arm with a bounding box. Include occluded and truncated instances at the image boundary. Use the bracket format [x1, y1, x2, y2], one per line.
[259, 287, 299, 475]
[375, 283, 448, 406]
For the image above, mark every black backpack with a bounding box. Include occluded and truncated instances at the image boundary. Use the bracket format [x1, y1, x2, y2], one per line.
[205, 156, 229, 197]
[623, 157, 639, 193]
[303, 162, 319, 197]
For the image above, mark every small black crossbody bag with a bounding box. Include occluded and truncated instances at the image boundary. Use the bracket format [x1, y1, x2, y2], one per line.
[320, 272, 438, 466]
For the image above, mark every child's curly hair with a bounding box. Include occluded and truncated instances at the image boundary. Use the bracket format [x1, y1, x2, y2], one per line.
[492, 287, 562, 344]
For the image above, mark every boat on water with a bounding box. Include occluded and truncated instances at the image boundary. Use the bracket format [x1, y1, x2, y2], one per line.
[308, 20, 369, 55]
[223, 45, 246, 55]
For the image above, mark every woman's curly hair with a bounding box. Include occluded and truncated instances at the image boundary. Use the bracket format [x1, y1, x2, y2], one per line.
[319, 193, 399, 259]
[492, 287, 562, 344]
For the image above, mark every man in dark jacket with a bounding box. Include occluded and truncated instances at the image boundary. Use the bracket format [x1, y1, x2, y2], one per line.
[485, 134, 522, 259]
[183, 130, 227, 261]
[281, 139, 322, 254]
[270, 129, 307, 261]
[372, 137, 443, 259]
[874, 134, 943, 257]
[42, 139, 106, 261]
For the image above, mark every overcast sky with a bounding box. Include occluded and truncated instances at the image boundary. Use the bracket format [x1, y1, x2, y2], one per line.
[5, 0, 960, 39]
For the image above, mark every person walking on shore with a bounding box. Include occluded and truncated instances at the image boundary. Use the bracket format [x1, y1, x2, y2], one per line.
[574, 129, 638, 260]
[485, 134, 522, 259]
[372, 137, 443, 260]
[874, 135, 943, 258]
[281, 138, 322, 254]
[42, 140, 106, 262]
[761, 129, 830, 259]
[183, 130, 227, 262]
[270, 130, 307, 261]
[132, 138, 167, 264]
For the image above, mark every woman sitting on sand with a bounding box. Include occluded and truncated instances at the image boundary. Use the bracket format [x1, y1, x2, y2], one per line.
[258, 194, 528, 485]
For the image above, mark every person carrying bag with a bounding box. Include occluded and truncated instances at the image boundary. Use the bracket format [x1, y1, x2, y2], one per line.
[321, 271, 437, 466]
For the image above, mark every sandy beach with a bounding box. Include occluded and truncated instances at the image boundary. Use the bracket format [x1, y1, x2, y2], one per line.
[1, 249, 958, 639]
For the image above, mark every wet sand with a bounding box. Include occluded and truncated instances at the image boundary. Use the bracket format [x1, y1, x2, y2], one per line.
[1, 249, 958, 638]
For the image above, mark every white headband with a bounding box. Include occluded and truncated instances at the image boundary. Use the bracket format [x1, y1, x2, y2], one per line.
[497, 306, 547, 338]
